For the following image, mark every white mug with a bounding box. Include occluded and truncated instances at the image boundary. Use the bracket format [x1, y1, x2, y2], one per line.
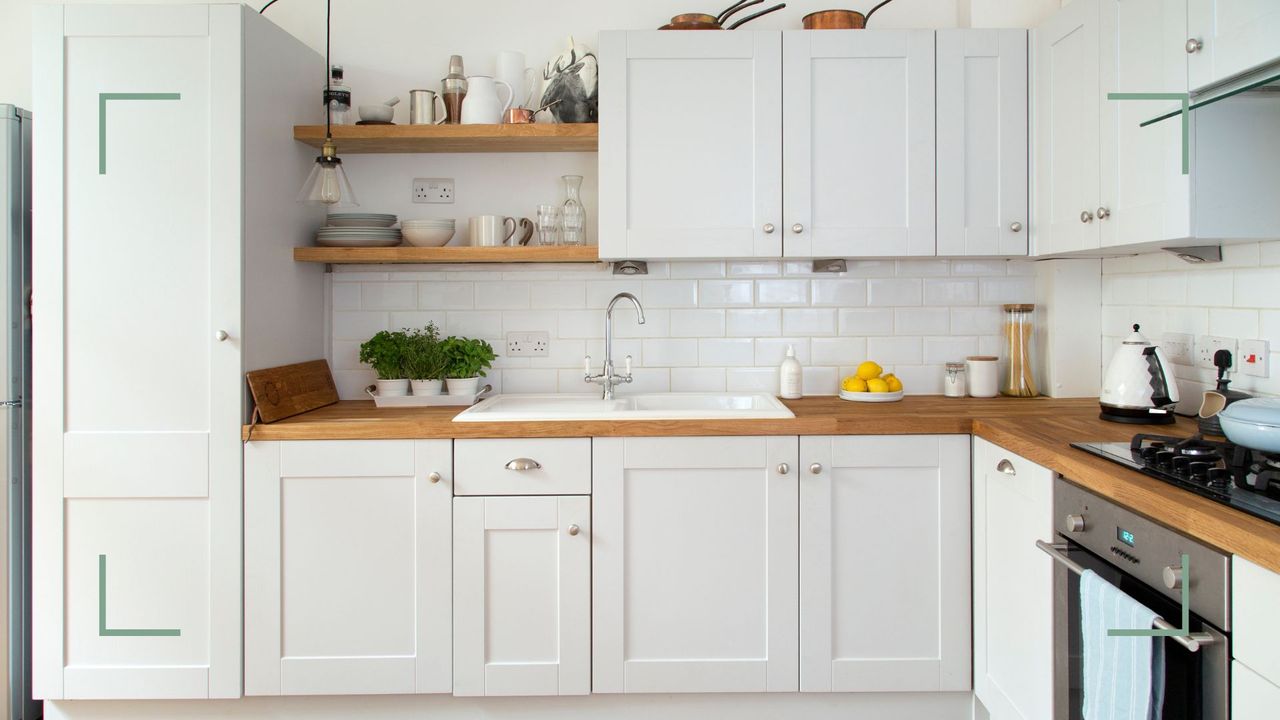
[469, 215, 517, 247]
[460, 75, 513, 125]
[966, 356, 999, 398]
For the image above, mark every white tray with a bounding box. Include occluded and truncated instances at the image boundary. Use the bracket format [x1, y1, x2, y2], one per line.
[839, 389, 904, 403]
[365, 384, 491, 408]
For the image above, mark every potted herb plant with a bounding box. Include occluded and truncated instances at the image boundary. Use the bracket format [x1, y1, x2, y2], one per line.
[442, 336, 496, 396]
[359, 329, 410, 397]
[404, 323, 448, 396]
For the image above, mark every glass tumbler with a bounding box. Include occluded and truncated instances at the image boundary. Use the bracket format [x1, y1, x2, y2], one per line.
[536, 204, 562, 246]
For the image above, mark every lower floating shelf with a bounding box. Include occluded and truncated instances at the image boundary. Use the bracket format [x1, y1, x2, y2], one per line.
[293, 245, 601, 264]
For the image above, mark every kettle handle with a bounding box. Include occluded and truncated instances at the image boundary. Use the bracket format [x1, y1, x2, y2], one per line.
[1143, 346, 1174, 407]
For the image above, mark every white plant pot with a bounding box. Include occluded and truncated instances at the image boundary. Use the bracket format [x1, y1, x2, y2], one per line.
[445, 377, 481, 396]
[411, 379, 443, 396]
[375, 378, 410, 397]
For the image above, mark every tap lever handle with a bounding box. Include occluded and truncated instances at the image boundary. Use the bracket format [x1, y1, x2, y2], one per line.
[584, 355, 592, 376]
[624, 354, 632, 376]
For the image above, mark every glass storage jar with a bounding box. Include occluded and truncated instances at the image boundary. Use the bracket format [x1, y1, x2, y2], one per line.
[1001, 303, 1038, 397]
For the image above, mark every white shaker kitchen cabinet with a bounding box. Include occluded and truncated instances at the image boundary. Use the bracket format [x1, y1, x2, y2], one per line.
[971, 438, 1055, 720]
[592, 436, 798, 693]
[453, 495, 590, 697]
[936, 30, 1029, 257]
[1233, 660, 1280, 720]
[243, 440, 452, 696]
[799, 434, 970, 692]
[32, 4, 323, 700]
[1187, 0, 1280, 90]
[783, 31, 936, 258]
[598, 31, 782, 260]
[1034, 0, 1102, 255]
[1098, 0, 1192, 249]
[1232, 555, 1280, 686]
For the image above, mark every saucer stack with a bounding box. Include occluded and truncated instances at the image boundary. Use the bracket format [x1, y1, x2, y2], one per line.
[316, 213, 402, 247]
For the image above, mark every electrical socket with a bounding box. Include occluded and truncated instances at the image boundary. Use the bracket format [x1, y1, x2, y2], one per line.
[1195, 335, 1237, 370]
[412, 177, 454, 203]
[1239, 339, 1271, 378]
[1162, 332, 1194, 365]
[506, 331, 549, 357]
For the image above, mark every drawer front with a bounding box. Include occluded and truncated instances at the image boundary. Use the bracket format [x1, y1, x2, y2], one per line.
[454, 439, 590, 496]
[1233, 555, 1280, 683]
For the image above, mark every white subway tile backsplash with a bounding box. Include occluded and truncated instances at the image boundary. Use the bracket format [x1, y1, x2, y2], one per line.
[1186, 270, 1234, 307]
[586, 280, 644, 308]
[558, 310, 605, 339]
[419, 282, 475, 310]
[950, 306, 1002, 335]
[1208, 308, 1259, 339]
[756, 338, 811, 366]
[979, 276, 1036, 305]
[811, 337, 867, 367]
[643, 280, 699, 308]
[727, 308, 781, 337]
[728, 260, 781, 277]
[839, 308, 895, 336]
[757, 279, 810, 306]
[699, 338, 756, 366]
[951, 260, 1008, 276]
[782, 308, 837, 336]
[811, 279, 867, 307]
[475, 282, 531, 310]
[670, 309, 726, 337]
[530, 281, 587, 309]
[388, 311, 447, 331]
[333, 311, 388, 340]
[923, 336, 979, 365]
[361, 282, 417, 310]
[614, 308, 669, 338]
[895, 307, 950, 336]
[803, 366, 839, 395]
[868, 278, 922, 307]
[924, 278, 979, 306]
[446, 311, 503, 338]
[896, 259, 951, 277]
[332, 282, 361, 310]
[699, 280, 754, 307]
[726, 367, 778, 392]
[643, 338, 699, 367]
[1234, 269, 1280, 309]
[843, 260, 896, 277]
[332, 340, 362, 370]
[670, 261, 726, 279]
[502, 310, 558, 334]
[671, 367, 727, 392]
[502, 368, 559, 394]
[867, 336, 923, 364]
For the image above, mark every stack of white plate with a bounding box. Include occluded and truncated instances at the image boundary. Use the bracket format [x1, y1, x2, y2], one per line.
[315, 226, 403, 247]
[326, 212, 397, 228]
[401, 218, 456, 247]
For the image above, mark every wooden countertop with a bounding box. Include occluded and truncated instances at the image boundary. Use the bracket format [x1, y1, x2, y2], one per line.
[243, 394, 1280, 573]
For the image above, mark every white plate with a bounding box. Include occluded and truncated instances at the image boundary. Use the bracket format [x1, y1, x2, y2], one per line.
[315, 235, 403, 247]
[839, 389, 904, 403]
[326, 217, 397, 228]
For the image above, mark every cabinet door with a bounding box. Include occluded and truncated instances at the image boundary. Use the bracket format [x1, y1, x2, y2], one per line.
[1233, 555, 1280, 684]
[33, 4, 243, 700]
[1234, 660, 1280, 720]
[972, 438, 1055, 720]
[799, 434, 969, 692]
[244, 440, 452, 696]
[1188, 0, 1280, 90]
[599, 31, 781, 259]
[1098, 0, 1191, 248]
[453, 495, 590, 696]
[1034, 0, 1101, 255]
[784, 30, 936, 257]
[936, 30, 1029, 256]
[592, 436, 798, 693]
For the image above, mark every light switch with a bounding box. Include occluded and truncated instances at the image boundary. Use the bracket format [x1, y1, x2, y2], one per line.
[1239, 339, 1270, 378]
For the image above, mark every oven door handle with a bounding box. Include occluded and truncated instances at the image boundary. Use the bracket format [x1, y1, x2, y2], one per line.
[1036, 540, 1216, 653]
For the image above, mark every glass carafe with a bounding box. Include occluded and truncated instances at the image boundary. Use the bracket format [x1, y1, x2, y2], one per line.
[1001, 303, 1038, 397]
[561, 174, 586, 246]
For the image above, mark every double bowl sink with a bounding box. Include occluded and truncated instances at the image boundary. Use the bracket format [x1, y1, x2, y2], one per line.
[453, 393, 795, 422]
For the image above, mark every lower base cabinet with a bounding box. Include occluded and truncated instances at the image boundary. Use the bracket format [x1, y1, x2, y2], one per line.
[243, 440, 453, 696]
[452, 495, 590, 696]
[1233, 660, 1280, 719]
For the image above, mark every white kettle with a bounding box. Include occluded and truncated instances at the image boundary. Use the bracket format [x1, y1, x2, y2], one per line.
[1099, 324, 1179, 425]
[460, 75, 513, 125]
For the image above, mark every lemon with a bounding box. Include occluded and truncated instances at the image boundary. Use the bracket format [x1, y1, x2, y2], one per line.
[842, 376, 868, 392]
[856, 360, 883, 380]
[866, 377, 890, 393]
[884, 375, 903, 392]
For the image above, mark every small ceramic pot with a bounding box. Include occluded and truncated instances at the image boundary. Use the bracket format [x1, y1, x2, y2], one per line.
[446, 377, 481, 396]
[375, 378, 410, 397]
[411, 379, 443, 396]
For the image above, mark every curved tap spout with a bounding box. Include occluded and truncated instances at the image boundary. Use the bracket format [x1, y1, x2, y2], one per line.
[606, 292, 646, 325]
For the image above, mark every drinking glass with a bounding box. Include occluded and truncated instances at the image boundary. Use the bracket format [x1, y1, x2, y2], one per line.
[536, 204, 562, 246]
[561, 174, 586, 246]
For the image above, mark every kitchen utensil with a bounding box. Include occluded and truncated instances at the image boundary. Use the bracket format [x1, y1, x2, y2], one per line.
[460, 75, 513, 124]
[441, 55, 468, 124]
[719, 0, 764, 24]
[966, 356, 998, 398]
[401, 220, 456, 247]
[1199, 349, 1252, 436]
[1099, 324, 1179, 425]
[245, 360, 339, 424]
[409, 89, 447, 124]
[1199, 391, 1228, 419]
[503, 107, 534, 124]
[1217, 398, 1280, 454]
[839, 389, 904, 403]
[535, 205, 562, 246]
[514, 218, 535, 246]
[658, 20, 724, 30]
[469, 215, 517, 247]
[726, 3, 786, 28]
[358, 104, 394, 123]
[661, 0, 772, 29]
[670, 12, 720, 24]
[802, 0, 896, 29]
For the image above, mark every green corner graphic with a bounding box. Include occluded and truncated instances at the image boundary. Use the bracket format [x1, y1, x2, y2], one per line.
[98, 554, 181, 637]
[98, 92, 181, 175]
[1106, 92, 1190, 175]
[1108, 553, 1191, 639]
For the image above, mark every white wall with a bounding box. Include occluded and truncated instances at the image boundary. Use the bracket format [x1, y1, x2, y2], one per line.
[1102, 241, 1280, 410]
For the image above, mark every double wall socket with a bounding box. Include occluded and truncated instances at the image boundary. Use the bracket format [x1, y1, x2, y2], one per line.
[1163, 333, 1194, 365]
[1196, 335, 1237, 370]
[412, 177, 454, 203]
[506, 331, 549, 357]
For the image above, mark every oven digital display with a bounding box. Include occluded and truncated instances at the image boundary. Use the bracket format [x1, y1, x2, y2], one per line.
[1117, 527, 1136, 547]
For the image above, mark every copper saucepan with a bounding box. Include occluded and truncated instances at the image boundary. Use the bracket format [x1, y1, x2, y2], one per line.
[801, 0, 897, 29]
[661, 0, 785, 29]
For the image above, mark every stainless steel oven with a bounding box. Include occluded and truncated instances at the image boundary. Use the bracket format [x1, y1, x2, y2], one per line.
[1042, 479, 1231, 720]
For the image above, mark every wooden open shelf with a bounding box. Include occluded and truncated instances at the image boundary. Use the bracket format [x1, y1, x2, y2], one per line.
[293, 245, 601, 264]
[293, 123, 598, 153]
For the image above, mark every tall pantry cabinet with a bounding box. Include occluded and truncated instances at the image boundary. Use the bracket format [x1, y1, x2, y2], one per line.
[33, 4, 324, 699]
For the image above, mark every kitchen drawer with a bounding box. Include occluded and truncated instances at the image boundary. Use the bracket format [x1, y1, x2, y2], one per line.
[1233, 555, 1280, 684]
[454, 438, 590, 496]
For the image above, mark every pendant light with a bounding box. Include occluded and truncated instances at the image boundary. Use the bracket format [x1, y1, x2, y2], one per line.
[265, 0, 358, 206]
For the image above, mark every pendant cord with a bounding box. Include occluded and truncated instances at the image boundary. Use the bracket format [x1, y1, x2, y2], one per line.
[260, 0, 332, 146]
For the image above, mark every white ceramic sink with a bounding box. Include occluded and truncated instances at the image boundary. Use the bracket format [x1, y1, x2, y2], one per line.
[452, 393, 795, 421]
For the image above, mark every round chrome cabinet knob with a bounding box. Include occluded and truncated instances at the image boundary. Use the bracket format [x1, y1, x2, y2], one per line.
[428, 472, 442, 484]
[763, 223, 775, 234]
[568, 524, 581, 536]
[1009, 221, 1023, 233]
[215, 330, 229, 342]
[791, 223, 804, 234]
[1163, 565, 1183, 590]
[777, 463, 790, 475]
[1185, 38, 1203, 54]
[809, 463, 823, 475]
[1097, 207, 1111, 220]
[1064, 514, 1086, 533]
[1080, 210, 1094, 224]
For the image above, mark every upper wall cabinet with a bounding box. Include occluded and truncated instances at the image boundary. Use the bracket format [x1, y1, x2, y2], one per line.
[599, 31, 782, 260]
[783, 30, 936, 257]
[32, 4, 323, 700]
[1187, 0, 1280, 90]
[936, 30, 1029, 256]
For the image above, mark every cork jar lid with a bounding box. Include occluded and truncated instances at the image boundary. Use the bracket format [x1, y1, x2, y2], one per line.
[1003, 303, 1035, 312]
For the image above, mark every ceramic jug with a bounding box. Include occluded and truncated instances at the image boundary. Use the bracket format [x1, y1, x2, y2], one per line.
[460, 75, 513, 124]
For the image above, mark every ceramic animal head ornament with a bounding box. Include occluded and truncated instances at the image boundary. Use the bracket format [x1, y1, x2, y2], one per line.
[538, 36, 598, 124]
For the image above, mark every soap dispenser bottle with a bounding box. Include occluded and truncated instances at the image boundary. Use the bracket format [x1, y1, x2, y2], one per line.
[779, 344, 803, 399]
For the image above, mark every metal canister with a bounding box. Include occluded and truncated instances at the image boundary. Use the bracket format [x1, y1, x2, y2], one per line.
[409, 89, 439, 125]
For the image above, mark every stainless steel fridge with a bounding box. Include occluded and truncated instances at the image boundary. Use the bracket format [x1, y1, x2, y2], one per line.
[1, 104, 35, 720]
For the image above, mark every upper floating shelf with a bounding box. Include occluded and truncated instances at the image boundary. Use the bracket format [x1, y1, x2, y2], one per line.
[292, 123, 599, 153]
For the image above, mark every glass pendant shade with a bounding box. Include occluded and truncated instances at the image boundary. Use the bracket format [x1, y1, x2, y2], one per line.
[297, 154, 358, 207]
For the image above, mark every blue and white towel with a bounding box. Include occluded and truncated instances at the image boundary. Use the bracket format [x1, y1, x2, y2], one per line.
[1080, 569, 1166, 720]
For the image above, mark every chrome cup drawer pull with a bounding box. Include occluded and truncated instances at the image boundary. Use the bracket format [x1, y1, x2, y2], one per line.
[996, 459, 1016, 475]
[505, 457, 542, 471]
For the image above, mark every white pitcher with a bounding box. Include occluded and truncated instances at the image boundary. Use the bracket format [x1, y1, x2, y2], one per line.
[460, 75, 513, 124]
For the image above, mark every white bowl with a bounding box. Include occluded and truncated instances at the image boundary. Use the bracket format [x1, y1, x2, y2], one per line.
[358, 104, 394, 123]
[327, 216, 397, 228]
[402, 226, 455, 247]
[402, 219, 455, 226]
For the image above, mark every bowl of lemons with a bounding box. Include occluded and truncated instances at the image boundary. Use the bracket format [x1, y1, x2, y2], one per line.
[839, 361, 904, 402]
